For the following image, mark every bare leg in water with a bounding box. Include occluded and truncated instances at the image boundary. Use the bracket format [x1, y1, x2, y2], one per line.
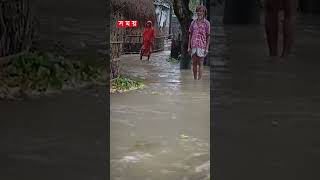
[192, 55, 198, 80]
[265, 0, 280, 56]
[282, 0, 296, 57]
[148, 43, 153, 61]
[198, 57, 204, 80]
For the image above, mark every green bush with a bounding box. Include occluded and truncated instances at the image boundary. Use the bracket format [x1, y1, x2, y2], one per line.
[111, 76, 144, 92]
[166, 57, 180, 64]
[0, 52, 104, 94]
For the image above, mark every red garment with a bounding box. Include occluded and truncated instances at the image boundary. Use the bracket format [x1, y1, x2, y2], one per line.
[141, 27, 155, 56]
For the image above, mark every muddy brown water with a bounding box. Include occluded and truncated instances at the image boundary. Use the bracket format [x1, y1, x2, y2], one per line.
[111, 51, 210, 180]
[0, 87, 108, 180]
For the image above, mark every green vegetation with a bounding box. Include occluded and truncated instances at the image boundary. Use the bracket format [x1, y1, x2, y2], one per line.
[166, 56, 180, 64]
[111, 76, 144, 93]
[0, 52, 106, 99]
[189, 0, 205, 14]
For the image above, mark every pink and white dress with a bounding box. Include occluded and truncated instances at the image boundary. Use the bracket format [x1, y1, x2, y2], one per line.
[189, 18, 210, 57]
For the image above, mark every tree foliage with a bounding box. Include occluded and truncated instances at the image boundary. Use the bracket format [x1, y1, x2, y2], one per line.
[189, 0, 204, 15]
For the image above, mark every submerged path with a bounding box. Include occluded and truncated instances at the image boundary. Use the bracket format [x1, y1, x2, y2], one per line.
[110, 50, 210, 180]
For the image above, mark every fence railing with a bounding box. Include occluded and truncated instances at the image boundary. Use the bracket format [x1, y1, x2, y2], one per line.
[110, 35, 166, 79]
[122, 35, 165, 54]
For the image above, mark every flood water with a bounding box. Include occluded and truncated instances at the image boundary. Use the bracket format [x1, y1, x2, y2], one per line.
[212, 15, 320, 180]
[1, 11, 320, 180]
[110, 50, 210, 180]
[0, 87, 108, 180]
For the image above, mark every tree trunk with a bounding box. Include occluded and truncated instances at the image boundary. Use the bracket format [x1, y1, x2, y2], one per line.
[223, 0, 260, 24]
[170, 36, 181, 59]
[0, 0, 35, 58]
[169, 6, 172, 36]
[203, 0, 210, 66]
[173, 0, 193, 69]
[206, 0, 210, 21]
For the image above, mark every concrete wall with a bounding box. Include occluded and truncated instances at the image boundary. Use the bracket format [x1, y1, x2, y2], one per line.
[155, 4, 171, 36]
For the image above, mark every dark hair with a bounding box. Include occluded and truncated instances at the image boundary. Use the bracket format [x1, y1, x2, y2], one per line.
[196, 5, 207, 17]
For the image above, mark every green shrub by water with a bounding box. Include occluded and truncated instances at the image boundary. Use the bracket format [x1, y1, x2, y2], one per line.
[166, 56, 180, 64]
[111, 76, 144, 92]
[0, 52, 105, 98]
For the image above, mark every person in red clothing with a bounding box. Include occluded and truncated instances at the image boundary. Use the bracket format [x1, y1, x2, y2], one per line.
[140, 21, 155, 61]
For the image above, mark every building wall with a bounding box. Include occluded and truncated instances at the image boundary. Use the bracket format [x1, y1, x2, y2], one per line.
[155, 3, 171, 36]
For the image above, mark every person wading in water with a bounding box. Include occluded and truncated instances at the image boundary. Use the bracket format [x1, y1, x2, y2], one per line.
[265, 0, 297, 57]
[140, 21, 156, 61]
[188, 5, 210, 80]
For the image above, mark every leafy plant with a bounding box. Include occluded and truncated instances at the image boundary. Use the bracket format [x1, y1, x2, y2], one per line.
[0, 51, 106, 98]
[111, 76, 144, 92]
[166, 57, 180, 64]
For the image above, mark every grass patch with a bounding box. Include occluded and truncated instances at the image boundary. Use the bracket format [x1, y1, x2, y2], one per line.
[110, 76, 144, 93]
[0, 51, 106, 99]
